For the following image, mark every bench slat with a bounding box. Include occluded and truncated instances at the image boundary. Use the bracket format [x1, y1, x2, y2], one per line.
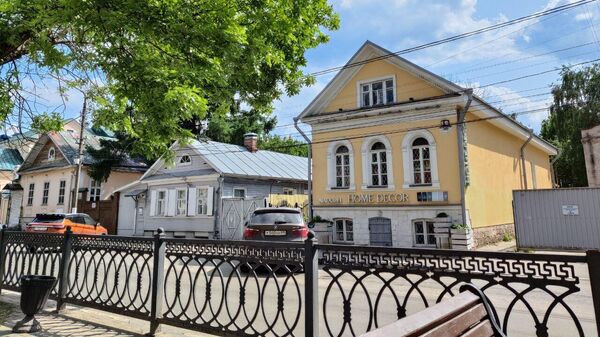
[461, 320, 495, 337]
[422, 303, 487, 337]
[359, 292, 480, 337]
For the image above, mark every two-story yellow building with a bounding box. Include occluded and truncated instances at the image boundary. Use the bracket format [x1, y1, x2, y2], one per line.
[298, 41, 557, 248]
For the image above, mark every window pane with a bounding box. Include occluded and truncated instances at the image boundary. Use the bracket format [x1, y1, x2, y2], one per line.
[424, 172, 432, 184]
[428, 234, 436, 245]
[343, 155, 349, 165]
[372, 82, 382, 90]
[363, 92, 370, 106]
[372, 164, 378, 174]
[416, 234, 424, 244]
[413, 148, 420, 159]
[380, 152, 386, 163]
[362, 85, 369, 92]
[344, 176, 350, 187]
[381, 175, 388, 185]
[414, 173, 422, 184]
[336, 156, 341, 165]
[336, 177, 342, 186]
[343, 166, 350, 175]
[423, 147, 430, 159]
[372, 175, 379, 186]
[386, 87, 394, 103]
[415, 221, 424, 233]
[346, 220, 353, 232]
[385, 80, 393, 88]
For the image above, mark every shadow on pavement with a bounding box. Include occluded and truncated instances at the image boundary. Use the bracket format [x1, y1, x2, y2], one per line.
[0, 312, 144, 337]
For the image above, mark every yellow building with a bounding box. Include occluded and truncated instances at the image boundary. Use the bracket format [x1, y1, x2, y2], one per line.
[297, 41, 557, 248]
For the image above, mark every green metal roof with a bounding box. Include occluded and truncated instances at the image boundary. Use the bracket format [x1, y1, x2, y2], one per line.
[0, 147, 23, 171]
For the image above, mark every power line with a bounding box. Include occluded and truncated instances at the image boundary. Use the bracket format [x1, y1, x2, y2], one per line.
[308, 0, 597, 78]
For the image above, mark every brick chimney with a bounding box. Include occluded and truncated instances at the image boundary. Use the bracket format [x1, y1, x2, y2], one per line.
[243, 133, 258, 153]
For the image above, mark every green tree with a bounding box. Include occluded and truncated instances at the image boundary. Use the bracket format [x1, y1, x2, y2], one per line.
[86, 132, 152, 182]
[260, 134, 308, 157]
[1, 0, 339, 159]
[540, 65, 600, 187]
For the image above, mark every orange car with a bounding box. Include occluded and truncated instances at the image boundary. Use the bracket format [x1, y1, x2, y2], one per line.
[26, 213, 108, 235]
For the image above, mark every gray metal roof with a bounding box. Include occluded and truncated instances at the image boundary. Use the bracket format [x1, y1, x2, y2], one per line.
[191, 141, 307, 182]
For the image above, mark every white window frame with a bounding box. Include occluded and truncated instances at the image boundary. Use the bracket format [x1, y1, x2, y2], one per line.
[327, 140, 355, 191]
[361, 136, 394, 190]
[196, 187, 209, 215]
[333, 218, 354, 243]
[58, 180, 66, 205]
[357, 75, 396, 108]
[156, 190, 167, 216]
[402, 130, 440, 189]
[413, 219, 436, 247]
[42, 182, 50, 205]
[89, 180, 102, 201]
[233, 187, 246, 198]
[411, 139, 432, 186]
[48, 147, 56, 161]
[27, 183, 35, 206]
[175, 188, 187, 216]
[178, 154, 192, 166]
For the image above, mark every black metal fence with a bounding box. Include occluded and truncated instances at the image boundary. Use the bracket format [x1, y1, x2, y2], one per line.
[0, 227, 598, 337]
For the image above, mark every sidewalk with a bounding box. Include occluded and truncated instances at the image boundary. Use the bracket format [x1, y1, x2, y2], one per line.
[475, 238, 516, 252]
[0, 291, 216, 337]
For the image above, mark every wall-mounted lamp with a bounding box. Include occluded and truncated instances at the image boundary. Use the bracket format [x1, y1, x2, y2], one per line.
[440, 119, 451, 131]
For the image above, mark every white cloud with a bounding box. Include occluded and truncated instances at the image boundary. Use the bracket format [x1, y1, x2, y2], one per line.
[575, 11, 593, 21]
[472, 84, 553, 133]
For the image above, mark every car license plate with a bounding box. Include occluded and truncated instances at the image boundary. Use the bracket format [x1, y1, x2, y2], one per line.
[32, 227, 47, 231]
[265, 230, 286, 236]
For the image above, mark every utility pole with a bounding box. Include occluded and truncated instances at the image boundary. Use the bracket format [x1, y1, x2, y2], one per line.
[71, 96, 87, 213]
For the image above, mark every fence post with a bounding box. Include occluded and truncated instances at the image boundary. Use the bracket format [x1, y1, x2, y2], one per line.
[56, 226, 73, 311]
[304, 230, 319, 337]
[149, 228, 166, 336]
[587, 250, 600, 336]
[0, 225, 7, 295]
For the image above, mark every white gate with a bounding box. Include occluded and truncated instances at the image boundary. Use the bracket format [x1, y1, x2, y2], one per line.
[220, 197, 266, 240]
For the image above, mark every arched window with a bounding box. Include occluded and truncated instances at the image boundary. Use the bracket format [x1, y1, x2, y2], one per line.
[178, 154, 191, 166]
[370, 142, 388, 186]
[402, 130, 439, 189]
[48, 147, 56, 161]
[335, 146, 350, 188]
[411, 137, 431, 185]
[328, 141, 355, 190]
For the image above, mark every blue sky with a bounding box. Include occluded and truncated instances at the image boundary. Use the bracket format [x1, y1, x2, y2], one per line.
[273, 0, 600, 139]
[17, 0, 600, 140]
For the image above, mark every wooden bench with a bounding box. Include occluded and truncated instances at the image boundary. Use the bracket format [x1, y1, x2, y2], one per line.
[361, 284, 506, 337]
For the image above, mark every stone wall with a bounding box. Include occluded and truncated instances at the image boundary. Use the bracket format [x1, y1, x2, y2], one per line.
[582, 125, 600, 187]
[472, 223, 514, 247]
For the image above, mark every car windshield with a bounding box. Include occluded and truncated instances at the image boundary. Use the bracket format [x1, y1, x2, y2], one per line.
[250, 212, 302, 225]
[32, 214, 64, 223]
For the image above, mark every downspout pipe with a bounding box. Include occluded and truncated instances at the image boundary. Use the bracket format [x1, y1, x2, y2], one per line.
[294, 117, 313, 220]
[457, 89, 473, 227]
[549, 148, 563, 187]
[520, 131, 534, 189]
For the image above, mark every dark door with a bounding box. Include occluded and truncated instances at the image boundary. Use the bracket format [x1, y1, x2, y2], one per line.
[369, 217, 392, 246]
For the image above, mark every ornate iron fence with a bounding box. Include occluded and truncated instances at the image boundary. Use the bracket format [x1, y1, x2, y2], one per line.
[0, 227, 598, 337]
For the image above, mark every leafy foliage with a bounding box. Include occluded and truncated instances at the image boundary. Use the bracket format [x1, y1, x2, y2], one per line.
[86, 132, 150, 182]
[260, 134, 308, 157]
[1, 0, 339, 158]
[540, 65, 600, 187]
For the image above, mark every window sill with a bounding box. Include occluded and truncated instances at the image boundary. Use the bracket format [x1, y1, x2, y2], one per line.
[327, 186, 355, 192]
[363, 185, 395, 191]
[403, 183, 440, 190]
[332, 240, 354, 245]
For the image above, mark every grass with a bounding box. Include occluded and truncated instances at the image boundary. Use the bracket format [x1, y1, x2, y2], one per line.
[502, 233, 513, 242]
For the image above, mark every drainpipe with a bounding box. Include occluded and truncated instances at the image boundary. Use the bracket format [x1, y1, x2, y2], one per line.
[294, 117, 313, 220]
[216, 175, 224, 239]
[457, 89, 473, 226]
[549, 148, 563, 187]
[520, 131, 533, 189]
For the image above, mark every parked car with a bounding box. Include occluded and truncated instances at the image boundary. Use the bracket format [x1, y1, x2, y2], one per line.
[243, 208, 308, 241]
[25, 213, 108, 235]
